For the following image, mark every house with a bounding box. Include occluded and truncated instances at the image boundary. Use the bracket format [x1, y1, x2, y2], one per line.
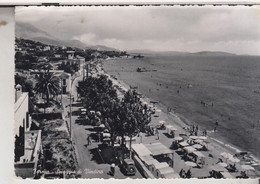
[43, 46, 51, 51]
[66, 51, 85, 75]
[54, 54, 62, 58]
[15, 130, 42, 179]
[75, 55, 85, 75]
[37, 56, 48, 62]
[15, 84, 31, 137]
[14, 85, 43, 178]
[66, 50, 75, 60]
[54, 72, 71, 94]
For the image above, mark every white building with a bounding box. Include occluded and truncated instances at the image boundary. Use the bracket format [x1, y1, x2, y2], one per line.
[14, 84, 31, 137]
[15, 130, 42, 178]
[54, 72, 72, 94]
[43, 46, 51, 51]
[66, 51, 75, 60]
[15, 85, 43, 178]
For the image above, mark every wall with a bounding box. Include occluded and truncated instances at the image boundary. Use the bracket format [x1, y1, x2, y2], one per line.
[14, 93, 30, 137]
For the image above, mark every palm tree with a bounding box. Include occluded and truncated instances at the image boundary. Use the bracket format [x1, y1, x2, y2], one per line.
[34, 71, 61, 105]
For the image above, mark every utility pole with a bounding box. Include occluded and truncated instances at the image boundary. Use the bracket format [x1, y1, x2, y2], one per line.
[69, 92, 72, 139]
[83, 64, 85, 81]
[86, 64, 89, 78]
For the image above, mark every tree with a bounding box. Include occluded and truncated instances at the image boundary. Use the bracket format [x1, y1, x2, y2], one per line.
[34, 71, 61, 105]
[15, 74, 34, 97]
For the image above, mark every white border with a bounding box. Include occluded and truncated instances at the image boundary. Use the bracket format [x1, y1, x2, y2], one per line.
[0, 4, 259, 184]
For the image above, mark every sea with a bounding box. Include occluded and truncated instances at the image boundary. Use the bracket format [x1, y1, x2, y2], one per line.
[103, 53, 260, 159]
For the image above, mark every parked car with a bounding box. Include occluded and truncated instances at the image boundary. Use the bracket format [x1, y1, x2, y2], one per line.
[121, 159, 136, 175]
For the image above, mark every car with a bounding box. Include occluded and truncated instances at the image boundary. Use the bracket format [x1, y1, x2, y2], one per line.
[121, 159, 136, 176]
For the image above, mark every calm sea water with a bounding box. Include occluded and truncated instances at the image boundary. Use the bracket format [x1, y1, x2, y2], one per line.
[104, 54, 260, 158]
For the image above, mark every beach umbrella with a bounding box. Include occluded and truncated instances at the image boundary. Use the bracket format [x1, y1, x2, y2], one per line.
[198, 136, 207, 140]
[185, 161, 197, 168]
[220, 152, 230, 159]
[189, 136, 199, 140]
[210, 165, 225, 172]
[195, 139, 204, 144]
[99, 124, 105, 128]
[241, 165, 254, 171]
[229, 157, 240, 163]
[192, 144, 203, 150]
[173, 137, 184, 142]
[218, 162, 228, 167]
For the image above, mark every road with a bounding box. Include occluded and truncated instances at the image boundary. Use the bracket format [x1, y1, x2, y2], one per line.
[64, 72, 142, 179]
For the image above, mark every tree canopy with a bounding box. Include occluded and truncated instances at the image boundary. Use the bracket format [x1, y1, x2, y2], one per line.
[34, 71, 61, 104]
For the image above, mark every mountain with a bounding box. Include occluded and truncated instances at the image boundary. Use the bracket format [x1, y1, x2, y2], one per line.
[16, 22, 118, 51]
[88, 45, 119, 51]
[192, 51, 236, 56]
[128, 49, 236, 56]
[128, 49, 189, 55]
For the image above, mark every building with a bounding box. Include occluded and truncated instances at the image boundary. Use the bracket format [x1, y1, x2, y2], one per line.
[43, 46, 51, 51]
[66, 51, 75, 60]
[54, 72, 72, 94]
[14, 84, 31, 137]
[15, 130, 43, 179]
[14, 85, 43, 178]
[66, 50, 85, 76]
[75, 55, 85, 75]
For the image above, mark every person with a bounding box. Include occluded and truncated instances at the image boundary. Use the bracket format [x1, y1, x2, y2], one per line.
[179, 169, 184, 178]
[110, 163, 115, 176]
[155, 128, 159, 140]
[186, 169, 191, 178]
[87, 135, 92, 145]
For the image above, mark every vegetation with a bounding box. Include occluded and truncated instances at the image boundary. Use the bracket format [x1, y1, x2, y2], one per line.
[58, 61, 79, 75]
[34, 71, 61, 105]
[77, 75, 151, 149]
[15, 74, 34, 97]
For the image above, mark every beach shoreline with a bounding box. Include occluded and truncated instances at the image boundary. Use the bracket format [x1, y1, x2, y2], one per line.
[99, 57, 260, 177]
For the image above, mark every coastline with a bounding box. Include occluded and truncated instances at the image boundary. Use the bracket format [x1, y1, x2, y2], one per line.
[99, 57, 260, 176]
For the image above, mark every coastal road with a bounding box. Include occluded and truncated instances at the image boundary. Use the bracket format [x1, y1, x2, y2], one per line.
[67, 71, 143, 179]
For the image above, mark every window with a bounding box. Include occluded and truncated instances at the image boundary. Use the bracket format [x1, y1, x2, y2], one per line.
[26, 112, 29, 129]
[63, 86, 67, 94]
[63, 79, 66, 85]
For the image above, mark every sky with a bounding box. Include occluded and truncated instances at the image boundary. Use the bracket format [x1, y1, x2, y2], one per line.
[15, 6, 260, 55]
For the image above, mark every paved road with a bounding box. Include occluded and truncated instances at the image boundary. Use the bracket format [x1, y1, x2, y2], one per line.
[66, 73, 142, 179]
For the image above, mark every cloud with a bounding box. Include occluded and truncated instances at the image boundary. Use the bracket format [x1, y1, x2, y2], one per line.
[72, 33, 97, 45]
[15, 6, 260, 55]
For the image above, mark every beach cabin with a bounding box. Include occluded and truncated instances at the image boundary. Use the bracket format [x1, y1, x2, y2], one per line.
[192, 151, 205, 167]
[165, 125, 177, 138]
[156, 166, 175, 178]
[144, 159, 160, 172]
[178, 141, 189, 151]
[145, 142, 174, 167]
[163, 171, 179, 179]
[132, 144, 152, 158]
[151, 162, 168, 176]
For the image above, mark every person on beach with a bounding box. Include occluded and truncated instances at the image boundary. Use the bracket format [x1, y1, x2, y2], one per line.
[186, 169, 191, 178]
[110, 163, 115, 176]
[155, 128, 159, 140]
[179, 169, 184, 178]
[87, 135, 92, 145]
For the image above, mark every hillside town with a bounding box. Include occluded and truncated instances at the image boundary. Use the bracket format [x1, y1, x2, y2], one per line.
[14, 38, 260, 179]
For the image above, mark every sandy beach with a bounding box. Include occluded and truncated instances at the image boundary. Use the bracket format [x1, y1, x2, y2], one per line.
[101, 55, 260, 178]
